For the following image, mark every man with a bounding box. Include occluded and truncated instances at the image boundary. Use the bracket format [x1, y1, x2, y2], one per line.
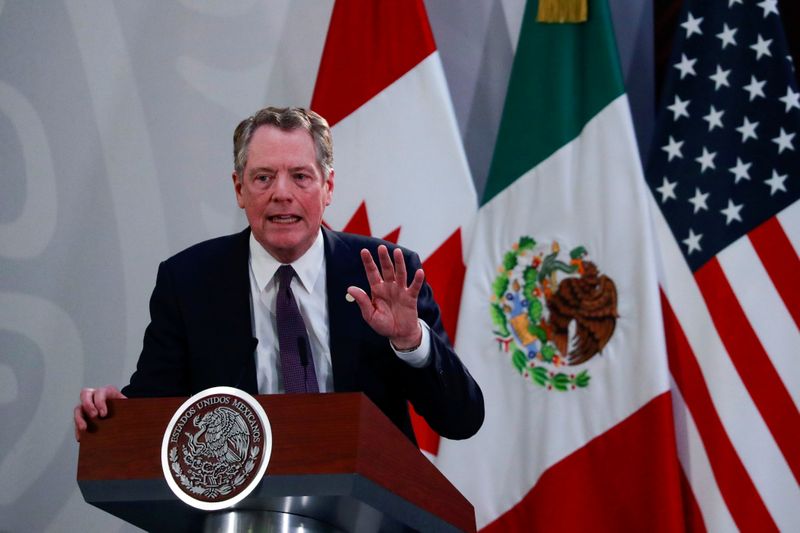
[74, 107, 484, 444]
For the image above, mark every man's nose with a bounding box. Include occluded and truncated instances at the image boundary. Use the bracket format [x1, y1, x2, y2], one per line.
[270, 173, 293, 199]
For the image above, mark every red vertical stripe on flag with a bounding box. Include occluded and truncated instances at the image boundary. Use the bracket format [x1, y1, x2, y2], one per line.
[748, 216, 800, 330]
[661, 291, 777, 532]
[482, 394, 687, 533]
[411, 229, 467, 454]
[310, 0, 436, 127]
[695, 259, 800, 485]
[421, 229, 466, 344]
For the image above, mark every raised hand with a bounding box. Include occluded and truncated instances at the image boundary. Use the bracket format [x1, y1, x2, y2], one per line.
[347, 245, 424, 350]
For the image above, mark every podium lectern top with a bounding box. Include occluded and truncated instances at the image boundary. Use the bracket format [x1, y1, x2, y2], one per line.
[78, 392, 476, 533]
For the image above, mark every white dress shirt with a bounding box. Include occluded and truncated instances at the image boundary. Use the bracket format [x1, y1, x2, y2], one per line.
[248, 229, 431, 394]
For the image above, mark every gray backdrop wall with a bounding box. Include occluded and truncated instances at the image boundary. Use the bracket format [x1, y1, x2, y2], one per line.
[0, 1, 650, 531]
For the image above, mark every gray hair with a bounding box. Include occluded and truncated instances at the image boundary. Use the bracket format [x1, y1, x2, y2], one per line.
[233, 106, 333, 179]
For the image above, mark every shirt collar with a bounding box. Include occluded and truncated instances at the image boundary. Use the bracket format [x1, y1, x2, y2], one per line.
[249, 229, 325, 294]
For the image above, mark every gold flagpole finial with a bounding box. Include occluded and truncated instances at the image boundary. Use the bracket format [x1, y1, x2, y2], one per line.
[537, 0, 588, 24]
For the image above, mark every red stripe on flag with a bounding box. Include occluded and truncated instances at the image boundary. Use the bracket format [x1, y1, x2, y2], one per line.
[421, 228, 466, 344]
[748, 216, 800, 330]
[411, 229, 467, 454]
[661, 291, 777, 531]
[482, 393, 686, 533]
[696, 259, 800, 486]
[310, 0, 436, 127]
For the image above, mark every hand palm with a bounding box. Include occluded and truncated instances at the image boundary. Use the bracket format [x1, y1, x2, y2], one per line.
[347, 245, 424, 348]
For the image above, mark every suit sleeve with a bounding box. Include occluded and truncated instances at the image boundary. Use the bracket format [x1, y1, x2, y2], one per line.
[121, 261, 191, 397]
[400, 251, 485, 440]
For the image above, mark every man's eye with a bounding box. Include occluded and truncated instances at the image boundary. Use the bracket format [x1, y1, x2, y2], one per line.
[295, 173, 308, 181]
[255, 175, 269, 182]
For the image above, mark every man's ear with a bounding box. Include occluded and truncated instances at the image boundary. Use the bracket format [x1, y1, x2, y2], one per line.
[232, 172, 245, 208]
[324, 169, 334, 206]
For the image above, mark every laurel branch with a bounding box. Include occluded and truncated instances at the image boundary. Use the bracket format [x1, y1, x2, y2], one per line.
[169, 443, 261, 500]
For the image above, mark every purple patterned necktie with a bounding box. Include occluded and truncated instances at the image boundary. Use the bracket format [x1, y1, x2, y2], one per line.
[275, 265, 319, 393]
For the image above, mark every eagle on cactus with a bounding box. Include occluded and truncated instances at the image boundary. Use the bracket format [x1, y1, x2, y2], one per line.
[491, 236, 618, 391]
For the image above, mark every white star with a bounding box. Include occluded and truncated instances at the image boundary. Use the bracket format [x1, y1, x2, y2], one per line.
[721, 200, 744, 225]
[695, 147, 717, 173]
[750, 34, 773, 60]
[674, 54, 697, 79]
[681, 13, 704, 38]
[683, 229, 703, 255]
[772, 127, 795, 153]
[667, 94, 691, 120]
[729, 157, 752, 183]
[656, 177, 678, 203]
[736, 117, 759, 142]
[743, 75, 766, 101]
[779, 86, 800, 112]
[703, 106, 725, 131]
[662, 136, 684, 161]
[765, 170, 788, 195]
[728, 0, 743, 5]
[758, 0, 779, 17]
[709, 65, 731, 90]
[716, 24, 738, 49]
[688, 187, 710, 213]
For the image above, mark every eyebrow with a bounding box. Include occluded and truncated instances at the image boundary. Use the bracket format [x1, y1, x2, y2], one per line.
[247, 165, 316, 176]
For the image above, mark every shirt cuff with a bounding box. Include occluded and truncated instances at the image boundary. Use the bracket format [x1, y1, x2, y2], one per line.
[391, 319, 431, 368]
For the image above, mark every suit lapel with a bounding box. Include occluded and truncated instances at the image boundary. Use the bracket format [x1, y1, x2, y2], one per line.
[212, 228, 258, 394]
[323, 228, 366, 392]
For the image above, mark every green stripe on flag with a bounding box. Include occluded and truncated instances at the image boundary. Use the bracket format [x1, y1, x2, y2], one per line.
[481, 0, 625, 205]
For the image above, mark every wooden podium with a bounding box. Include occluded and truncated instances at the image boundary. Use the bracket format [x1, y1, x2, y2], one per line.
[77, 393, 476, 532]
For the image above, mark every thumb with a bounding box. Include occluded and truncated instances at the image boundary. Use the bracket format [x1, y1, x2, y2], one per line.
[346, 286, 373, 320]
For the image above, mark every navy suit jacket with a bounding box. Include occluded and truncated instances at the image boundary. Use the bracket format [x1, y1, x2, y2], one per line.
[122, 227, 484, 443]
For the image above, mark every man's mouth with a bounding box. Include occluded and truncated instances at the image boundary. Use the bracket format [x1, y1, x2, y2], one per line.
[268, 215, 301, 224]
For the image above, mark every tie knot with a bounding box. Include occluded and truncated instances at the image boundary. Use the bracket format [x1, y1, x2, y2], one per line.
[276, 264, 296, 289]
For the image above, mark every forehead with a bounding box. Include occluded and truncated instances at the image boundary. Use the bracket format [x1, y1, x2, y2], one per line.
[246, 125, 319, 172]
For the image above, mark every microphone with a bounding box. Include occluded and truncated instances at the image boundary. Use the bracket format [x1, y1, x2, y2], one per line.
[297, 336, 309, 367]
[297, 336, 311, 392]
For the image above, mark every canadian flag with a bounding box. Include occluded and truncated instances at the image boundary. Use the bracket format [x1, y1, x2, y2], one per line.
[310, 0, 477, 452]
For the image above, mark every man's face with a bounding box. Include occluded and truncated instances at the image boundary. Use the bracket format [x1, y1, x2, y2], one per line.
[233, 125, 333, 263]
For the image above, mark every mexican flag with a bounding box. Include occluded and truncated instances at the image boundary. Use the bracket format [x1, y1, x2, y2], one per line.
[434, 0, 687, 529]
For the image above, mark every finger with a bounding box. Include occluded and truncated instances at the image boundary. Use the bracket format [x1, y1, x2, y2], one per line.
[80, 388, 98, 418]
[104, 385, 126, 400]
[346, 286, 374, 321]
[73, 405, 87, 442]
[407, 269, 425, 300]
[360, 248, 382, 287]
[377, 245, 395, 283]
[393, 248, 408, 289]
[94, 387, 114, 418]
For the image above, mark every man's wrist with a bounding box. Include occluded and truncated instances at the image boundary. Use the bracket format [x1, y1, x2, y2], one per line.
[391, 320, 431, 368]
[390, 324, 423, 352]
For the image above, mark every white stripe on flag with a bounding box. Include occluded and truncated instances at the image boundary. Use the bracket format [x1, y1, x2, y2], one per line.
[777, 200, 800, 255]
[670, 381, 738, 532]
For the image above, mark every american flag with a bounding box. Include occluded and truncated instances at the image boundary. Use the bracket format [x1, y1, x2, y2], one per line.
[645, 0, 800, 531]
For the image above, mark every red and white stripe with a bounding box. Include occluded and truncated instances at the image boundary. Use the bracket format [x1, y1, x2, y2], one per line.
[654, 196, 800, 531]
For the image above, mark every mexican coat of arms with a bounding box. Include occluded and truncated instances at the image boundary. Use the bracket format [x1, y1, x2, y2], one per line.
[491, 236, 618, 391]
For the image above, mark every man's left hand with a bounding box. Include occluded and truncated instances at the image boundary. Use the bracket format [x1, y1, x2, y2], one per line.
[347, 245, 423, 350]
